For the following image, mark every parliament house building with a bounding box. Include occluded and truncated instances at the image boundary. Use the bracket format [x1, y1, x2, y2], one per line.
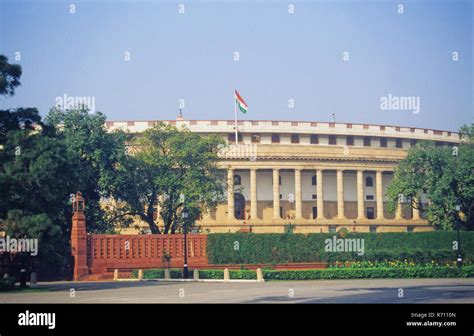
[106, 119, 460, 234]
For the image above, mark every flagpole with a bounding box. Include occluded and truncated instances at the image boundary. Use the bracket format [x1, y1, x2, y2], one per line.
[234, 90, 238, 144]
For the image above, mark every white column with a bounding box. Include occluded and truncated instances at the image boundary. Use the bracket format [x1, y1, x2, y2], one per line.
[357, 170, 365, 220]
[295, 168, 302, 219]
[376, 170, 384, 220]
[227, 168, 235, 220]
[412, 198, 420, 220]
[250, 168, 257, 220]
[316, 169, 324, 219]
[337, 170, 345, 219]
[273, 168, 280, 219]
[396, 202, 403, 220]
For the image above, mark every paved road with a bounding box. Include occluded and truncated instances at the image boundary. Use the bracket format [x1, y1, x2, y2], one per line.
[1, 278, 473, 303]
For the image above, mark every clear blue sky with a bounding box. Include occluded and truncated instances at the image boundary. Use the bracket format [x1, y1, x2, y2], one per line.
[0, 0, 472, 132]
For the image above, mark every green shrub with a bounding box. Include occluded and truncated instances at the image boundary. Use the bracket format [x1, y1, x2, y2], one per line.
[262, 265, 474, 281]
[207, 232, 474, 265]
[134, 265, 474, 281]
[136, 268, 257, 280]
[0, 276, 15, 292]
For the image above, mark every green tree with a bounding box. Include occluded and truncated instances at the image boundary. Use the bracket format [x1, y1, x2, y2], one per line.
[387, 124, 474, 230]
[0, 119, 75, 270]
[110, 122, 225, 234]
[45, 107, 127, 233]
[0, 55, 22, 97]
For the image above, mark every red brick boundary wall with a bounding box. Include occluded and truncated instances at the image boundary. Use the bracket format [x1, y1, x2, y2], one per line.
[70, 192, 208, 280]
[87, 234, 208, 275]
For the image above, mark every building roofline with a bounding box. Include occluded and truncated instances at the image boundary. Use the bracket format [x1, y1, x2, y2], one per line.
[105, 119, 460, 135]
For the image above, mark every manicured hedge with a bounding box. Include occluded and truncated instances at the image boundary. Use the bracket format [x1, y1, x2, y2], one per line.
[134, 266, 474, 281]
[262, 265, 474, 280]
[134, 268, 257, 280]
[206, 232, 474, 265]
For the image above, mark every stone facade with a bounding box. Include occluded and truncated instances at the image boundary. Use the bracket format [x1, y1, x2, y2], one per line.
[106, 119, 459, 234]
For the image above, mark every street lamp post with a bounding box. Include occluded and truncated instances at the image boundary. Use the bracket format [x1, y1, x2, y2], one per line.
[455, 204, 463, 269]
[182, 210, 189, 279]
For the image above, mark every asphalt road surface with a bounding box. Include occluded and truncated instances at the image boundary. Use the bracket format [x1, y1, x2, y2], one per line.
[1, 278, 473, 303]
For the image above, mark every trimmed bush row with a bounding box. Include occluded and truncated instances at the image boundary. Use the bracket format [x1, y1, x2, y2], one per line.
[206, 232, 474, 264]
[133, 269, 256, 280]
[134, 265, 474, 281]
[262, 265, 474, 280]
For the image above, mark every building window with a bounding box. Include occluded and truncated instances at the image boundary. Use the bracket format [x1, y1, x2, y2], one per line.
[396, 138, 402, 148]
[279, 176, 282, 185]
[367, 207, 375, 219]
[228, 133, 242, 143]
[346, 136, 354, 146]
[363, 137, 371, 147]
[365, 195, 374, 201]
[280, 207, 283, 218]
[329, 135, 337, 145]
[369, 225, 377, 233]
[271, 134, 280, 143]
[310, 134, 319, 144]
[312, 207, 318, 219]
[365, 177, 373, 187]
[329, 226, 337, 233]
[311, 194, 317, 200]
[410, 139, 417, 147]
[279, 194, 282, 199]
[311, 175, 317, 185]
[380, 138, 387, 147]
[234, 175, 241, 185]
[406, 226, 414, 232]
[251, 134, 260, 143]
[291, 134, 300, 144]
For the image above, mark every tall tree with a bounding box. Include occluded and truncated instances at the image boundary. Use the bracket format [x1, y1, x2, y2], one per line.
[0, 55, 22, 97]
[45, 107, 127, 233]
[387, 124, 474, 230]
[110, 122, 225, 234]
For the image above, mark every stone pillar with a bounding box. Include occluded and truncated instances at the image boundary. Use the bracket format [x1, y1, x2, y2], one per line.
[294, 168, 302, 219]
[250, 169, 257, 220]
[316, 169, 324, 219]
[396, 203, 403, 220]
[193, 268, 200, 280]
[71, 192, 89, 281]
[337, 170, 345, 219]
[412, 198, 421, 220]
[376, 171, 384, 219]
[227, 168, 235, 220]
[357, 170, 365, 220]
[273, 168, 280, 219]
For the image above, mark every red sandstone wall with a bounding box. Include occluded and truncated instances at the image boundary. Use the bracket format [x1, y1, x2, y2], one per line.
[87, 234, 208, 274]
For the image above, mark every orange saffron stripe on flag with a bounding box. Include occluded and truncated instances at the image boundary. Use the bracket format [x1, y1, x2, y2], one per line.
[234, 90, 247, 106]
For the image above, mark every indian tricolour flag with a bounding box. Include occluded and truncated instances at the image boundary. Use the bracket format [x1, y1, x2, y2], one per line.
[234, 90, 248, 113]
